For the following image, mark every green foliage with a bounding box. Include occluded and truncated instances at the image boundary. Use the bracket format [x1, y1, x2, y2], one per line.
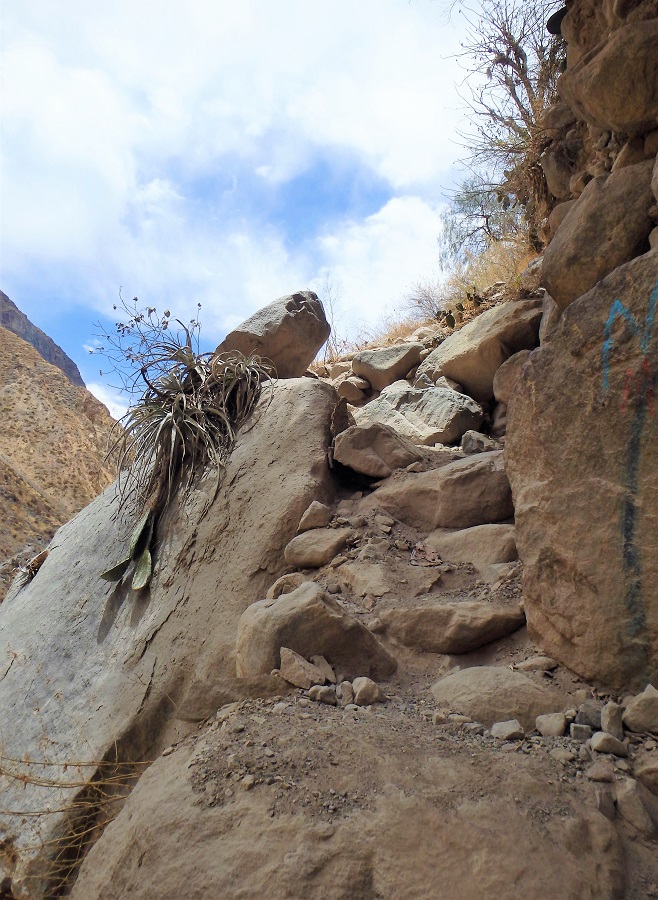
[96, 301, 273, 591]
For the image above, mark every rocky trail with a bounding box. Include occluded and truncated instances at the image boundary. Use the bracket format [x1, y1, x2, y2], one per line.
[2, 0, 658, 895]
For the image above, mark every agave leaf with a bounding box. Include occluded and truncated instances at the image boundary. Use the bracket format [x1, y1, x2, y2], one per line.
[131, 547, 152, 590]
[100, 557, 131, 582]
[130, 510, 154, 560]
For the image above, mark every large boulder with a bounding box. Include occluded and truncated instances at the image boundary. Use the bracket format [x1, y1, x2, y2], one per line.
[215, 291, 330, 377]
[430, 666, 566, 730]
[505, 253, 658, 690]
[235, 582, 397, 679]
[333, 422, 422, 478]
[558, 20, 658, 134]
[359, 451, 513, 532]
[381, 603, 525, 654]
[0, 378, 338, 894]
[70, 706, 625, 900]
[415, 300, 543, 402]
[352, 343, 424, 391]
[542, 160, 655, 310]
[492, 350, 532, 405]
[353, 381, 483, 446]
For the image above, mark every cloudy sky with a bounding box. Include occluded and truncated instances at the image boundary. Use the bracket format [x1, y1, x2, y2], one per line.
[1, 0, 473, 414]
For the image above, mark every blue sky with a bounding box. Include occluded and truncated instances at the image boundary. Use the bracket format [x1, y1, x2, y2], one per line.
[1, 0, 473, 416]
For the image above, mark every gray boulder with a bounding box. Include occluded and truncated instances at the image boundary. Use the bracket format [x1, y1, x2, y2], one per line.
[215, 291, 330, 377]
[333, 422, 422, 478]
[353, 381, 483, 446]
[352, 343, 423, 391]
[0, 378, 337, 894]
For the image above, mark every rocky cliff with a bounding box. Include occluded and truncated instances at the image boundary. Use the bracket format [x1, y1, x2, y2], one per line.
[0, 291, 85, 387]
[0, 324, 115, 600]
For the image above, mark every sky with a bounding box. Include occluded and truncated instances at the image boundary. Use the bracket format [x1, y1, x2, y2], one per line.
[1, 0, 474, 417]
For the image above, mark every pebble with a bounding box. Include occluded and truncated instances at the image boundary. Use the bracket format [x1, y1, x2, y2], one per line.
[516, 656, 558, 673]
[601, 701, 625, 742]
[448, 714, 472, 724]
[241, 775, 256, 791]
[465, 723, 486, 736]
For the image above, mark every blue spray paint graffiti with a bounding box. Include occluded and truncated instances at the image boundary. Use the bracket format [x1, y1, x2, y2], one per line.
[600, 278, 658, 636]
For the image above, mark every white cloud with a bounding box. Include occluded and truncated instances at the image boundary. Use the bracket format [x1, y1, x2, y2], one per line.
[311, 196, 446, 333]
[1, 0, 470, 349]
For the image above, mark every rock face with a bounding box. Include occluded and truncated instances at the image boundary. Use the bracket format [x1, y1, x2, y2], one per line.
[505, 254, 658, 689]
[380, 603, 525, 654]
[558, 20, 658, 134]
[333, 422, 422, 478]
[0, 378, 337, 891]
[361, 451, 513, 532]
[353, 381, 483, 446]
[215, 291, 330, 377]
[415, 300, 543, 402]
[542, 160, 655, 309]
[0, 290, 85, 386]
[235, 582, 397, 679]
[351, 343, 423, 391]
[430, 667, 566, 730]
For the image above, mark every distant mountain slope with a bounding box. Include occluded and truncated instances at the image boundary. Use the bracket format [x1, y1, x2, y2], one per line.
[0, 324, 115, 599]
[0, 289, 85, 387]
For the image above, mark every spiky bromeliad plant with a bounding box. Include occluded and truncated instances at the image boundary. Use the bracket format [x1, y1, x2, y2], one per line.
[98, 302, 274, 591]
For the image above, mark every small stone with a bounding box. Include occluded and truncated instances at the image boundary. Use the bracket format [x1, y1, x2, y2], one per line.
[279, 648, 326, 690]
[465, 722, 486, 736]
[348, 515, 368, 528]
[491, 719, 524, 741]
[448, 714, 472, 724]
[337, 681, 354, 707]
[161, 746, 175, 757]
[536, 713, 567, 738]
[575, 699, 603, 730]
[615, 778, 655, 836]
[264, 747, 275, 758]
[298, 501, 333, 531]
[614, 759, 631, 773]
[432, 710, 449, 725]
[578, 745, 592, 762]
[601, 701, 625, 741]
[272, 702, 289, 715]
[516, 656, 558, 673]
[622, 684, 658, 735]
[590, 732, 629, 757]
[550, 748, 576, 765]
[352, 676, 385, 706]
[344, 703, 359, 712]
[570, 723, 593, 742]
[241, 775, 256, 791]
[586, 762, 615, 782]
[634, 760, 658, 796]
[366, 617, 384, 634]
[329, 556, 347, 568]
[310, 655, 337, 684]
[308, 685, 337, 705]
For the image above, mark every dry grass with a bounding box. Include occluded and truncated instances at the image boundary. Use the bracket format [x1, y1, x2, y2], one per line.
[0, 750, 151, 897]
